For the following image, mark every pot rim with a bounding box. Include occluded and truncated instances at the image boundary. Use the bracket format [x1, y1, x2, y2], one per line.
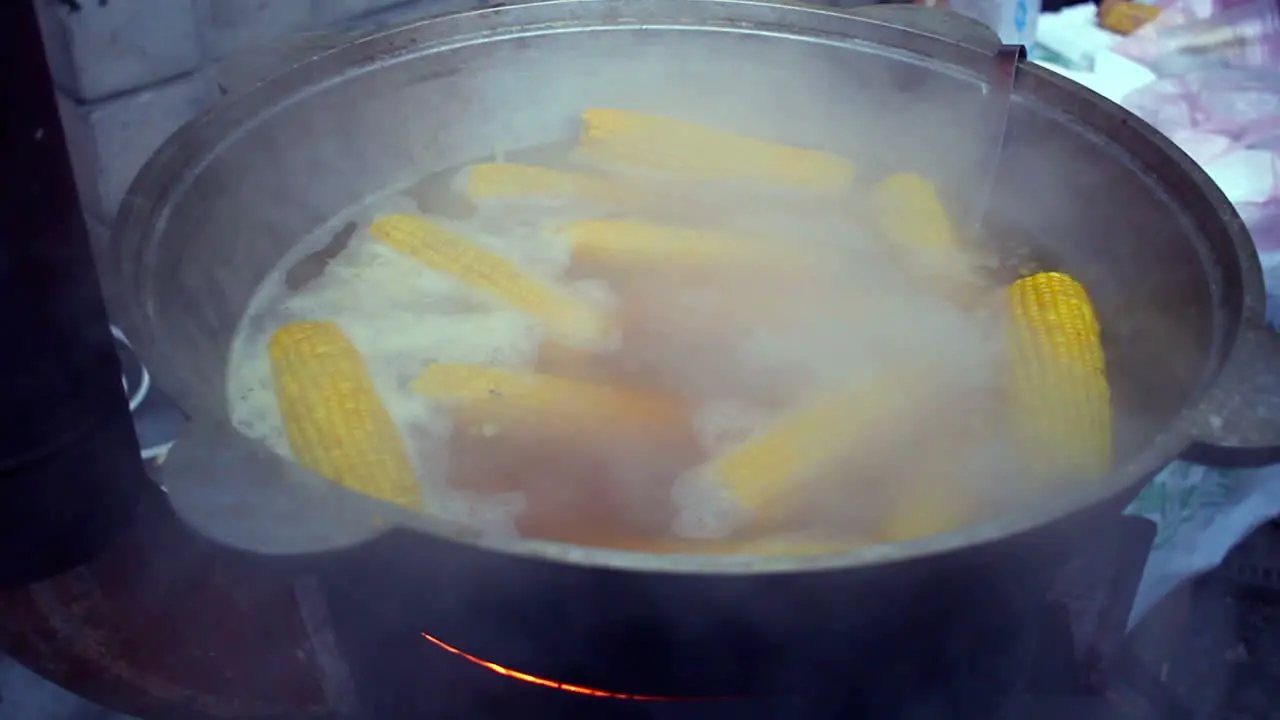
[113, 0, 1265, 574]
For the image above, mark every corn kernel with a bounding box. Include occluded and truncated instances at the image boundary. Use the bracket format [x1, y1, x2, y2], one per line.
[268, 320, 423, 511]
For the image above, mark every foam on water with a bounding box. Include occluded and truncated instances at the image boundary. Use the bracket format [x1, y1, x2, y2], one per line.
[691, 399, 772, 456]
[671, 466, 744, 540]
[226, 188, 573, 536]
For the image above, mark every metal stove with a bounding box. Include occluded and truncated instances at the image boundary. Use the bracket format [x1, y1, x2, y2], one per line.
[319, 515, 1180, 719]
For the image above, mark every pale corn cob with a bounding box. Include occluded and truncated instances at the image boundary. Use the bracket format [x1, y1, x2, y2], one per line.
[411, 362, 685, 436]
[679, 373, 928, 535]
[267, 320, 423, 511]
[878, 484, 972, 543]
[597, 534, 858, 556]
[1008, 271, 1112, 480]
[577, 108, 855, 193]
[461, 163, 618, 204]
[870, 172, 958, 251]
[560, 218, 779, 271]
[877, 424, 984, 542]
[536, 338, 602, 380]
[368, 213, 613, 348]
[720, 535, 856, 555]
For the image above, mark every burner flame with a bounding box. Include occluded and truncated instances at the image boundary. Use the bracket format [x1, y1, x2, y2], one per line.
[420, 632, 725, 701]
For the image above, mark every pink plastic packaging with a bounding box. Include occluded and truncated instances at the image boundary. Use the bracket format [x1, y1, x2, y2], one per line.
[1113, 0, 1280, 254]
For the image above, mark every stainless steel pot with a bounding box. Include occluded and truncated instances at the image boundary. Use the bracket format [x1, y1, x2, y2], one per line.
[106, 0, 1280, 705]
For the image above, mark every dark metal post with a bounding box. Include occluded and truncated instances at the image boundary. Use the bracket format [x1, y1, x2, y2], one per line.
[0, 0, 152, 587]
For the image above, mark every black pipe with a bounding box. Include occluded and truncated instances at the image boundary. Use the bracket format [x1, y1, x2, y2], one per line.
[0, 0, 151, 587]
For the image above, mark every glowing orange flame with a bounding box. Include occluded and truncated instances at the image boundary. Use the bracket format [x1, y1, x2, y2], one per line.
[420, 632, 722, 701]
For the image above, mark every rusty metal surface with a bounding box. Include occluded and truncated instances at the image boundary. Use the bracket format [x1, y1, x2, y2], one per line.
[0, 486, 341, 720]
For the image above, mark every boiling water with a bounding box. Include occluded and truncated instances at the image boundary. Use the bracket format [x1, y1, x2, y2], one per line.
[226, 143, 1017, 548]
[226, 187, 569, 536]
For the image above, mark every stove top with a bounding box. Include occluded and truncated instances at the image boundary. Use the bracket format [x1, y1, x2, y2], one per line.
[317, 513, 1173, 719]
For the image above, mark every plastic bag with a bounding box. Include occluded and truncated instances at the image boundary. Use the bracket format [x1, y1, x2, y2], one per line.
[1109, 0, 1280, 254]
[1123, 69, 1280, 143]
[1113, 0, 1280, 72]
[1119, 73, 1280, 253]
[1096, 0, 1280, 626]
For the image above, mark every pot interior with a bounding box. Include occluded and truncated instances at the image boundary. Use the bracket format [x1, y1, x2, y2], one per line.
[115, 3, 1241, 562]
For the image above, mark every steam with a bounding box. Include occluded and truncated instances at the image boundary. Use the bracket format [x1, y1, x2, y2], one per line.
[102, 12, 1255, 720]
[218, 28, 1160, 554]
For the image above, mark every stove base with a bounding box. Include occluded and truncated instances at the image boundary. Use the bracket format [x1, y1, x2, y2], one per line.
[320, 515, 1159, 719]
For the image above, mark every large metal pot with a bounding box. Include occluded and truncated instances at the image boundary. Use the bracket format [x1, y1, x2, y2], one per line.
[108, 0, 1280, 710]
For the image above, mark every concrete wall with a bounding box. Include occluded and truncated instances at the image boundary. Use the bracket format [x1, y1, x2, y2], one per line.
[33, 0, 482, 267]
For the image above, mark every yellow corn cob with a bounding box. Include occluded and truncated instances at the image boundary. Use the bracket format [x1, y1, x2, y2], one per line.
[461, 163, 619, 204]
[1099, 0, 1160, 34]
[1007, 271, 1112, 481]
[577, 108, 855, 193]
[870, 172, 958, 251]
[267, 320, 423, 511]
[411, 362, 686, 437]
[689, 373, 929, 532]
[560, 218, 781, 271]
[368, 213, 613, 348]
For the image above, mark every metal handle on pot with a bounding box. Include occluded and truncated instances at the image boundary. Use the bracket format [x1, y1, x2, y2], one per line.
[1184, 323, 1280, 467]
[156, 420, 431, 556]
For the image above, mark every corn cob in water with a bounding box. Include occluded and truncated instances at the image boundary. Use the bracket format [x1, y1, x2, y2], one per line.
[1007, 271, 1112, 481]
[880, 456, 977, 540]
[267, 320, 423, 511]
[674, 372, 930, 538]
[461, 163, 728, 224]
[696, 535, 855, 556]
[535, 338, 603, 381]
[869, 171, 993, 309]
[412, 362, 687, 438]
[877, 427, 983, 543]
[368, 213, 613, 348]
[559, 218, 782, 272]
[585, 533, 860, 556]
[576, 108, 856, 193]
[870, 172, 958, 252]
[460, 163, 620, 205]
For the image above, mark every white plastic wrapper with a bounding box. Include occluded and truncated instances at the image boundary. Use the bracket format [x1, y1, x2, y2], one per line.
[1123, 253, 1280, 627]
[1125, 450, 1280, 626]
[1092, 0, 1280, 626]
